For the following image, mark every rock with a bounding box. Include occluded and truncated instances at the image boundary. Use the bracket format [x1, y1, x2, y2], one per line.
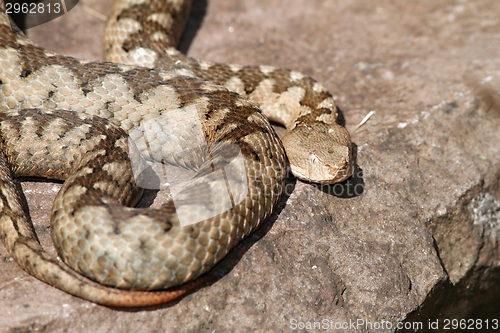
[1, 0, 500, 331]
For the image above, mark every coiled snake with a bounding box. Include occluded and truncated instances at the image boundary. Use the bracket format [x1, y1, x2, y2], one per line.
[0, 0, 352, 307]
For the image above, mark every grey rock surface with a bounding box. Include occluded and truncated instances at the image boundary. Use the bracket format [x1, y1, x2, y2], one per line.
[1, 0, 500, 332]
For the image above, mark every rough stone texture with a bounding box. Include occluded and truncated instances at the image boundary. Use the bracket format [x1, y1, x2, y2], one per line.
[1, 0, 500, 332]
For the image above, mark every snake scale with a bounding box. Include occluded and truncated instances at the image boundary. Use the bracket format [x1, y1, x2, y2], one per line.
[0, 0, 352, 307]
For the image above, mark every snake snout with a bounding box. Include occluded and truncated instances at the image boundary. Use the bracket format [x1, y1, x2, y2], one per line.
[325, 157, 353, 184]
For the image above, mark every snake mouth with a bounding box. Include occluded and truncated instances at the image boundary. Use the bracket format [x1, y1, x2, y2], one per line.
[318, 161, 353, 184]
[290, 157, 353, 185]
[328, 162, 354, 184]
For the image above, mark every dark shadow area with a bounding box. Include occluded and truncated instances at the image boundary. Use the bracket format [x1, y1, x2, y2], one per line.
[399, 266, 500, 333]
[335, 106, 348, 128]
[136, 188, 160, 208]
[177, 0, 208, 54]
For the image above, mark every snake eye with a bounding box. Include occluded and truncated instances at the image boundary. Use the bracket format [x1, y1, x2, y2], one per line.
[310, 154, 319, 164]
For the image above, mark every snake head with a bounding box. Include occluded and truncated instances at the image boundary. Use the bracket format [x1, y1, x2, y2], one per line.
[281, 122, 353, 184]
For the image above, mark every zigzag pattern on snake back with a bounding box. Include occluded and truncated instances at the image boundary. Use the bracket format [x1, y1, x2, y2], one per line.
[0, 0, 353, 307]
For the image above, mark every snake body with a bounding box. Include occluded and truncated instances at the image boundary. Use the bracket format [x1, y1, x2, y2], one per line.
[0, 0, 352, 306]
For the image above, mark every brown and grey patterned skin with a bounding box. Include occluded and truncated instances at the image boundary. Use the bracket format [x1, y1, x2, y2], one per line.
[103, 0, 353, 183]
[0, 0, 352, 307]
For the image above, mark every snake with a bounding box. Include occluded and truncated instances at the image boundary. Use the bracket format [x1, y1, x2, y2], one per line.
[0, 0, 352, 307]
